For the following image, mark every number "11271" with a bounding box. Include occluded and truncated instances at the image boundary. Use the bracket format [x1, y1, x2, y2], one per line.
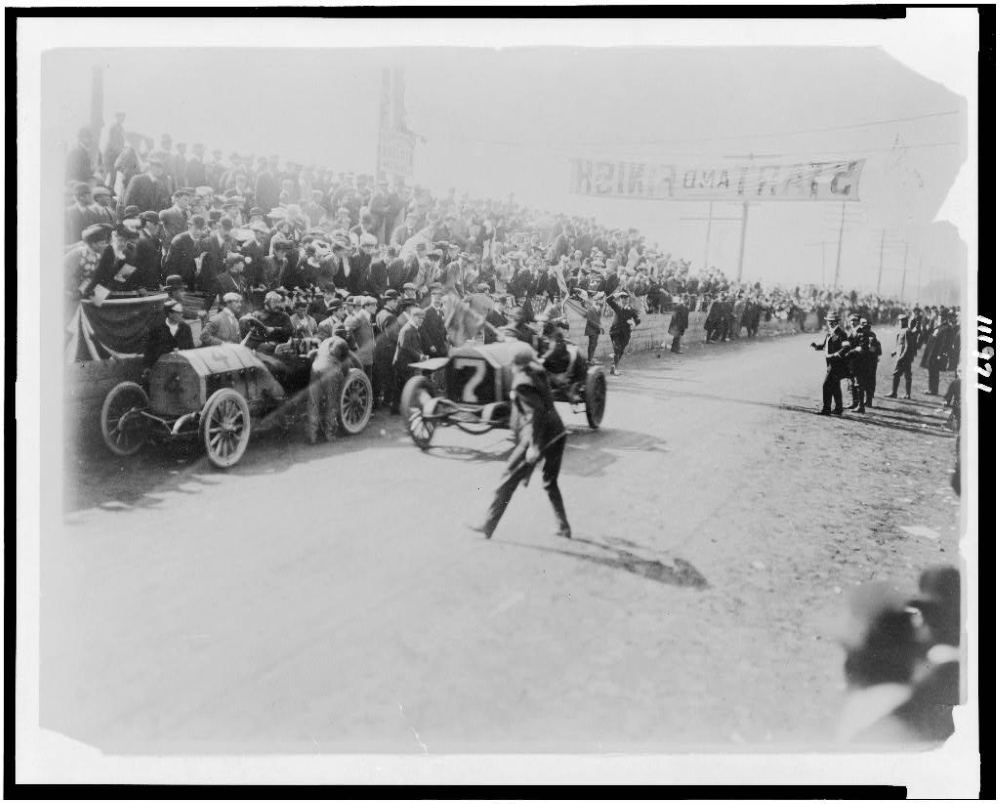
[978, 315, 994, 393]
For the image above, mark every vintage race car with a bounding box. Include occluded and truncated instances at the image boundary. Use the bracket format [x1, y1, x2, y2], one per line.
[99, 337, 373, 468]
[398, 340, 606, 450]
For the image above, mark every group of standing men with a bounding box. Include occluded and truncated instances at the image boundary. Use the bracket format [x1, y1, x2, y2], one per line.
[812, 306, 960, 416]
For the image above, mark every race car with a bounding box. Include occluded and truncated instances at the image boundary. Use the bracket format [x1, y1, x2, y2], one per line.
[99, 335, 373, 468]
[399, 339, 606, 450]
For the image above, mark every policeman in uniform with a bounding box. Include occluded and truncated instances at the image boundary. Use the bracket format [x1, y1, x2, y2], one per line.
[855, 318, 882, 409]
[469, 345, 571, 540]
[811, 311, 851, 415]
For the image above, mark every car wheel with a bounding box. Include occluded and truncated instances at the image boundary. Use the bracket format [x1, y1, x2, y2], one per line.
[201, 388, 252, 468]
[100, 381, 149, 456]
[400, 375, 437, 450]
[338, 368, 373, 435]
[584, 366, 606, 429]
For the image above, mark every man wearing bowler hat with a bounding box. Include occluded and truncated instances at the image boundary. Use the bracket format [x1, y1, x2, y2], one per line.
[135, 211, 165, 290]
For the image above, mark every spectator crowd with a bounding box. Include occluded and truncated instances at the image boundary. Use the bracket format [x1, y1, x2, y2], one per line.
[64, 118, 959, 398]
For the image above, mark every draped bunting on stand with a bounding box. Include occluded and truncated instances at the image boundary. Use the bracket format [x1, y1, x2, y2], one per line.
[65, 293, 169, 363]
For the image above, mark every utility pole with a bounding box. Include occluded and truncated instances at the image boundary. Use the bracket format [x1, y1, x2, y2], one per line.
[832, 200, 846, 291]
[375, 68, 390, 185]
[703, 201, 714, 272]
[724, 151, 779, 284]
[900, 241, 909, 299]
[89, 63, 103, 169]
[876, 228, 886, 295]
[915, 256, 923, 302]
[736, 200, 750, 282]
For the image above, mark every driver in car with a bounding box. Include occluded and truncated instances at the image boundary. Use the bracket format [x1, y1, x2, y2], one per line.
[537, 307, 571, 383]
[242, 290, 294, 383]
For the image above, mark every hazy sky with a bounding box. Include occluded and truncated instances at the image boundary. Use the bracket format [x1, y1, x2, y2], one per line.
[45, 46, 967, 296]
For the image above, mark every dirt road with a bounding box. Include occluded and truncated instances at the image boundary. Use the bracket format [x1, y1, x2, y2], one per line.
[47, 328, 961, 753]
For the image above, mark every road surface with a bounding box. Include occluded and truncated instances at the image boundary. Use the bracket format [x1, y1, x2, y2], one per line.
[47, 328, 961, 753]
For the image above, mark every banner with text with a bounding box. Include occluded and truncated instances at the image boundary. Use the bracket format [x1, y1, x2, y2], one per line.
[379, 127, 417, 179]
[569, 158, 865, 202]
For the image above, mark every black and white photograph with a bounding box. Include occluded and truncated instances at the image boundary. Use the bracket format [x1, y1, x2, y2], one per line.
[14, 8, 986, 794]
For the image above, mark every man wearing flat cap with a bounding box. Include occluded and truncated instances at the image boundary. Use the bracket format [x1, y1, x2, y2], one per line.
[469, 345, 571, 540]
[122, 152, 171, 215]
[144, 300, 195, 367]
[372, 291, 401, 410]
[201, 292, 244, 346]
[90, 185, 119, 227]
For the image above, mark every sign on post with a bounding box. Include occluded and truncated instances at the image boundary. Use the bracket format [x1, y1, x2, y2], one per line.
[379, 127, 416, 179]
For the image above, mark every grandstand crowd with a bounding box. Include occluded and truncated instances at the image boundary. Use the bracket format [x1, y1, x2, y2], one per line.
[65, 120, 948, 344]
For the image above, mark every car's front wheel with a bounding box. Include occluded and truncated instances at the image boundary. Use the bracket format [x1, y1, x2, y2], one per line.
[400, 375, 438, 450]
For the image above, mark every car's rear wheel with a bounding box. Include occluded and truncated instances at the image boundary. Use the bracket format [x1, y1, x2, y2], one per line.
[584, 367, 606, 429]
[400, 375, 437, 450]
[338, 368, 373, 435]
[100, 381, 150, 456]
[201, 388, 251, 468]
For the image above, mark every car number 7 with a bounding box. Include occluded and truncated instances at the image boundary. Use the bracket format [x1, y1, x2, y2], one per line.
[453, 357, 487, 402]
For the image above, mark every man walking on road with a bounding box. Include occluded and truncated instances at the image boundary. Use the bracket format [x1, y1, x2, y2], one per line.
[886, 314, 918, 399]
[469, 346, 571, 540]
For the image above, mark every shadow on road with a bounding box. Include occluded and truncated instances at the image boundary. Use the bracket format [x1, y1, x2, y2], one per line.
[562, 427, 669, 478]
[777, 400, 954, 438]
[64, 410, 414, 514]
[501, 534, 709, 590]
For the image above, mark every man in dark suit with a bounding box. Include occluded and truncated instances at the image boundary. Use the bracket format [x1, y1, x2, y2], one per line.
[134, 211, 165, 290]
[373, 292, 401, 410]
[144, 300, 195, 367]
[811, 312, 852, 414]
[65, 182, 101, 244]
[199, 217, 238, 297]
[158, 188, 192, 243]
[469, 347, 571, 540]
[122, 152, 171, 214]
[668, 298, 688, 354]
[419, 286, 450, 357]
[392, 303, 426, 414]
[163, 214, 209, 291]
